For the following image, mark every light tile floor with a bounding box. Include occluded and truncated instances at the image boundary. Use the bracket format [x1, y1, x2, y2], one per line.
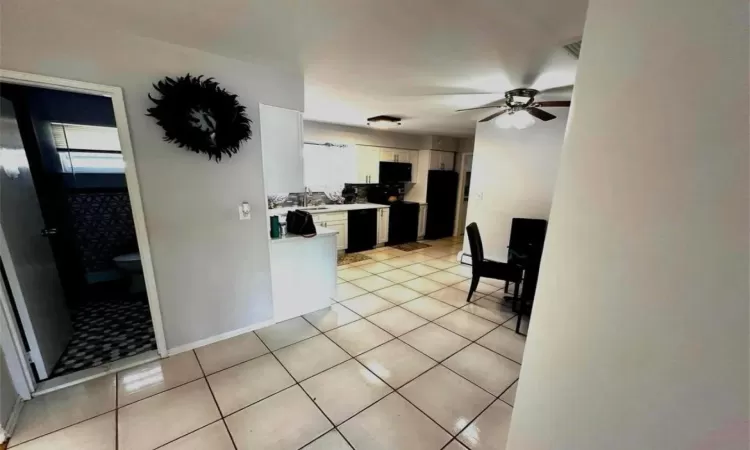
[9, 237, 526, 450]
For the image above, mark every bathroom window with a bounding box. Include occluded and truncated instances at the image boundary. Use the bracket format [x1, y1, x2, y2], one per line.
[51, 122, 125, 173]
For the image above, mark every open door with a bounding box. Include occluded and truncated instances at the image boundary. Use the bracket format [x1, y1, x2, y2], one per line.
[0, 96, 71, 380]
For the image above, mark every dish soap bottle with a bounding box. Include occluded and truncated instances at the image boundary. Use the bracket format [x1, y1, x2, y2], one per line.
[269, 215, 281, 239]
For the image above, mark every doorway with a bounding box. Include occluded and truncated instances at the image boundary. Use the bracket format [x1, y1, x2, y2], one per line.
[0, 71, 165, 393]
[454, 152, 473, 236]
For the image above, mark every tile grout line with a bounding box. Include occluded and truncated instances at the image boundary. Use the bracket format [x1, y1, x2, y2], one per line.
[151, 420, 223, 450]
[15, 243, 508, 450]
[193, 349, 238, 450]
[18, 313, 510, 449]
[330, 275, 522, 401]
[341, 268, 525, 365]
[296, 311, 499, 446]
[8, 405, 118, 447]
[251, 330, 359, 450]
[342, 276, 522, 371]
[340, 279, 523, 398]
[115, 372, 119, 450]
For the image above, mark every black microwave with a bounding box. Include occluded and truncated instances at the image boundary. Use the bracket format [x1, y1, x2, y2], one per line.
[379, 162, 412, 183]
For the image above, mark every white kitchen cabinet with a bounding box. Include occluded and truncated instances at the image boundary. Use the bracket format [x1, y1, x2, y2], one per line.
[380, 148, 412, 164]
[326, 221, 348, 250]
[429, 150, 455, 171]
[418, 204, 428, 238]
[260, 104, 304, 194]
[356, 146, 380, 184]
[314, 212, 348, 251]
[377, 208, 390, 244]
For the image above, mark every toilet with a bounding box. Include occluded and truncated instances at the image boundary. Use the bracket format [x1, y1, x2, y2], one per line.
[113, 252, 146, 293]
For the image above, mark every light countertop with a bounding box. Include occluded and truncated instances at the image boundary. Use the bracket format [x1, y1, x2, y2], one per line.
[270, 226, 338, 244]
[267, 203, 389, 217]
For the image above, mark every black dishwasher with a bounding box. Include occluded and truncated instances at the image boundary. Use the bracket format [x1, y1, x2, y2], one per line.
[347, 209, 377, 253]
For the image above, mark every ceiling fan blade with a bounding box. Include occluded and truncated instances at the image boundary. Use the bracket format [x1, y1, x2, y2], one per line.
[479, 109, 508, 123]
[526, 107, 556, 121]
[539, 85, 574, 95]
[535, 100, 571, 108]
[456, 105, 503, 112]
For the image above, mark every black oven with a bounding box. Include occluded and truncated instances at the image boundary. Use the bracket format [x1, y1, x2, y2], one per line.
[379, 162, 412, 183]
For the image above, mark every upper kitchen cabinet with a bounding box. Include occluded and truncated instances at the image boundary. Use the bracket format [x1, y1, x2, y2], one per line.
[260, 104, 304, 194]
[429, 150, 455, 171]
[380, 148, 412, 164]
[355, 146, 380, 184]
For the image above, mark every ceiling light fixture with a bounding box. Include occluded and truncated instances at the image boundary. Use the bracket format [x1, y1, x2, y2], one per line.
[495, 111, 536, 130]
[366, 115, 402, 129]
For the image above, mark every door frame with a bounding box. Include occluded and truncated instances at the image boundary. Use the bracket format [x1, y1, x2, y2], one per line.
[453, 152, 473, 236]
[0, 69, 167, 395]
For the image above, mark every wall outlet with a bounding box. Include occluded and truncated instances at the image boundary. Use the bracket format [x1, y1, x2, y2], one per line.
[239, 202, 251, 220]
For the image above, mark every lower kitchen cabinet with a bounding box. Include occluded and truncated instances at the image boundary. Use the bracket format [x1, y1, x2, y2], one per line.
[327, 221, 348, 250]
[314, 212, 348, 251]
[377, 208, 390, 245]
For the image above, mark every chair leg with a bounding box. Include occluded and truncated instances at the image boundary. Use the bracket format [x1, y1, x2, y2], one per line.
[504, 280, 509, 293]
[515, 306, 523, 334]
[466, 275, 480, 302]
[512, 279, 520, 312]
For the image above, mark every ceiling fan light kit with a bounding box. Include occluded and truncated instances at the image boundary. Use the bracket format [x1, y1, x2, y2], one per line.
[495, 110, 536, 130]
[367, 115, 402, 129]
[456, 87, 572, 127]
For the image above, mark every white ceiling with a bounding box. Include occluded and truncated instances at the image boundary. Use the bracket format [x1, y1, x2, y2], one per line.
[48, 0, 589, 136]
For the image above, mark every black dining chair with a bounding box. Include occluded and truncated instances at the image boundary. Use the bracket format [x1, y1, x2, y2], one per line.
[465, 223, 523, 304]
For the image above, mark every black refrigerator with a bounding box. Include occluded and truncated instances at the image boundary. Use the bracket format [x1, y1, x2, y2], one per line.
[424, 170, 459, 240]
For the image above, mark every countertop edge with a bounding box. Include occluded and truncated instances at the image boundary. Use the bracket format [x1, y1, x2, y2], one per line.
[269, 226, 338, 243]
[267, 203, 389, 216]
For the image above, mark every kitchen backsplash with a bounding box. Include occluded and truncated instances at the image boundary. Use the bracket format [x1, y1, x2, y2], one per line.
[267, 184, 373, 209]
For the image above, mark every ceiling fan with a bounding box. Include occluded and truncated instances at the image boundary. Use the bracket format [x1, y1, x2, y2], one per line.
[457, 88, 571, 123]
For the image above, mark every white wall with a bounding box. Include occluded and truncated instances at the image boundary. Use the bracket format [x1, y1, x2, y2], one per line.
[507, 1, 749, 449]
[457, 137, 475, 153]
[0, 348, 18, 433]
[463, 111, 568, 261]
[1, 1, 304, 350]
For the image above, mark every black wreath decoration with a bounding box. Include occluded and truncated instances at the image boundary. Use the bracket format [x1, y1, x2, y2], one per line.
[147, 74, 252, 162]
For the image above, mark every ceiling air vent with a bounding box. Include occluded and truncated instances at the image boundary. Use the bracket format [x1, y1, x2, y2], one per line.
[564, 40, 582, 59]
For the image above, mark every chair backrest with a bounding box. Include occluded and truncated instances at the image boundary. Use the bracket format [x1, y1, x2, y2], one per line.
[508, 218, 547, 261]
[466, 222, 484, 267]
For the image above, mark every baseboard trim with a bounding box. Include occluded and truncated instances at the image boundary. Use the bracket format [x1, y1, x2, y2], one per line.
[457, 251, 472, 265]
[2, 396, 23, 442]
[167, 319, 275, 357]
[34, 351, 160, 397]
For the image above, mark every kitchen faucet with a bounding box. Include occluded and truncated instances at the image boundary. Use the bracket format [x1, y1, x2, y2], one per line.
[303, 187, 311, 207]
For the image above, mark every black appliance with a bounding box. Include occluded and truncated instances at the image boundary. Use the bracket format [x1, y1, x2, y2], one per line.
[367, 184, 404, 204]
[367, 184, 419, 245]
[379, 162, 412, 183]
[387, 201, 419, 244]
[347, 208, 377, 252]
[424, 170, 459, 240]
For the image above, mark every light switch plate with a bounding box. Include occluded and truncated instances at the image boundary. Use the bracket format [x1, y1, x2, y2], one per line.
[239, 202, 251, 220]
